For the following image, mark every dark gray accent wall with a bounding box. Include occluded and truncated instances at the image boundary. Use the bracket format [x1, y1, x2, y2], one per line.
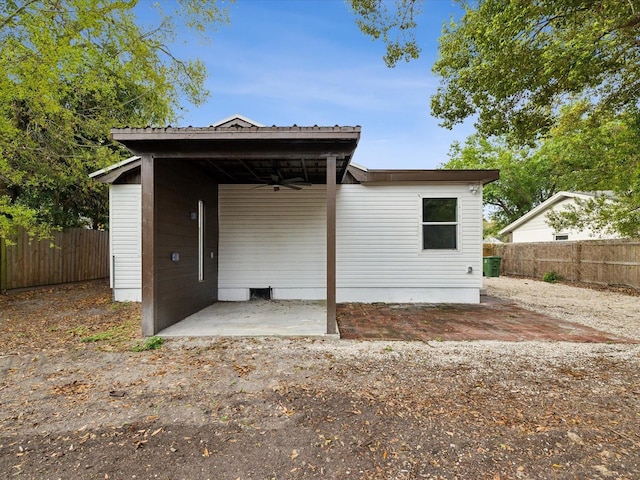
[113, 168, 141, 185]
[152, 158, 218, 333]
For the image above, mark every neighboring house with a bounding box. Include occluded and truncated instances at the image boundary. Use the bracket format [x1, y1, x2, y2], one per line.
[91, 115, 499, 336]
[498, 191, 621, 243]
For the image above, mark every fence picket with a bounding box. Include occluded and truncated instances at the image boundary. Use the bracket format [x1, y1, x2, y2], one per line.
[490, 239, 640, 290]
[4, 228, 109, 290]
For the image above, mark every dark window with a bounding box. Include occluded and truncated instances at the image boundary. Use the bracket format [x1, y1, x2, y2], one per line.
[422, 198, 457, 249]
[554, 233, 569, 241]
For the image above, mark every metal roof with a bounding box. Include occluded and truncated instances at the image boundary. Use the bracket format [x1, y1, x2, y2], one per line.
[101, 119, 500, 187]
[110, 125, 361, 185]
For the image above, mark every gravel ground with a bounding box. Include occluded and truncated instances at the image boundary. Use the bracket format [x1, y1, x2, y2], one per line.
[484, 276, 640, 341]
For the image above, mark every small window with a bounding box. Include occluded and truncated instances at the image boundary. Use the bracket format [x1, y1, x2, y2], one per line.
[554, 233, 569, 241]
[422, 198, 457, 250]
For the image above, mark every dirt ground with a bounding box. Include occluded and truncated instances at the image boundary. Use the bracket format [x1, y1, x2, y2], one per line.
[1, 280, 639, 479]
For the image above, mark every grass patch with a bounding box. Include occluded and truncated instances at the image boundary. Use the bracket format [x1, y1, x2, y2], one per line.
[81, 332, 114, 342]
[132, 336, 164, 352]
[70, 315, 140, 350]
[68, 326, 91, 337]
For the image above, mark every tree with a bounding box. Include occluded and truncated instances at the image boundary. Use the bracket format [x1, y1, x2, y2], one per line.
[443, 135, 558, 234]
[349, 0, 422, 67]
[431, 0, 640, 143]
[447, 107, 640, 238]
[540, 106, 640, 238]
[0, 0, 229, 240]
[352, 0, 640, 236]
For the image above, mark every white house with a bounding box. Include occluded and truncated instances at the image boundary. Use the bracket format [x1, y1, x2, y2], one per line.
[499, 191, 621, 243]
[91, 116, 499, 335]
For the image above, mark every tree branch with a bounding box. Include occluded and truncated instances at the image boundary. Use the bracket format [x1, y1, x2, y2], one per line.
[0, 0, 40, 30]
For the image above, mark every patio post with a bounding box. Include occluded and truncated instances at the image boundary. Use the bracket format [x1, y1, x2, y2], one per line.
[326, 155, 337, 334]
[141, 154, 156, 336]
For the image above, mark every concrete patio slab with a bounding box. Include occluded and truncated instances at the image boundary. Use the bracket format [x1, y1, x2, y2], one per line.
[158, 300, 331, 337]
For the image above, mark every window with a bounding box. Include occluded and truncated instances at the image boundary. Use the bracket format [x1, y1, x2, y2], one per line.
[422, 198, 457, 250]
[554, 233, 569, 241]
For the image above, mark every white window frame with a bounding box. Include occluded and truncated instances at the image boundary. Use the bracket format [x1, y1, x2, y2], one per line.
[420, 196, 459, 251]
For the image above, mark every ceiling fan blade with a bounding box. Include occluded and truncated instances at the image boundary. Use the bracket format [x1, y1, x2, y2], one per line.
[282, 184, 302, 190]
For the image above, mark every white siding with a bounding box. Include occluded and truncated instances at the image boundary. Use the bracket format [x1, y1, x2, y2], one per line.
[336, 183, 483, 303]
[117, 182, 485, 304]
[109, 184, 141, 301]
[218, 185, 326, 300]
[511, 198, 621, 243]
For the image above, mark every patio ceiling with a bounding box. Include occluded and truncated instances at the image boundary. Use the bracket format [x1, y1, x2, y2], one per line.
[110, 126, 361, 185]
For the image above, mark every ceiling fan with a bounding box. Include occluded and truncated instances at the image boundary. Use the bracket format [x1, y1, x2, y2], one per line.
[253, 173, 312, 191]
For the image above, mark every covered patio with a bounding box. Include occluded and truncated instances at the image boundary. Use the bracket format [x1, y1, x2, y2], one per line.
[110, 116, 361, 336]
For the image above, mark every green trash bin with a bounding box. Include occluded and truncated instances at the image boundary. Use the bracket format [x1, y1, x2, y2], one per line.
[483, 256, 502, 277]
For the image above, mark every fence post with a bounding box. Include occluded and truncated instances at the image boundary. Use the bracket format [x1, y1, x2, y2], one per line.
[574, 242, 582, 283]
[0, 236, 6, 293]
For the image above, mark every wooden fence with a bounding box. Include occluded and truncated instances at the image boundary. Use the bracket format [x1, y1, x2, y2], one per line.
[1, 228, 109, 290]
[487, 239, 640, 289]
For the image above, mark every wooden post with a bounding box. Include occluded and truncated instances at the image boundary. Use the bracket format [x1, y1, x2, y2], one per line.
[574, 242, 582, 283]
[141, 154, 156, 336]
[0, 236, 7, 293]
[326, 155, 337, 335]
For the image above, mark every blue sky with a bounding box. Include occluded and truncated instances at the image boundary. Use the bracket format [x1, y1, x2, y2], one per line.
[135, 0, 472, 169]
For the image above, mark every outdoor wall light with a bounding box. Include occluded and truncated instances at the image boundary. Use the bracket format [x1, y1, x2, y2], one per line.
[469, 184, 480, 194]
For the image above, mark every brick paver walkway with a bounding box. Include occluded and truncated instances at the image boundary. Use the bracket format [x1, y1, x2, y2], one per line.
[336, 297, 636, 343]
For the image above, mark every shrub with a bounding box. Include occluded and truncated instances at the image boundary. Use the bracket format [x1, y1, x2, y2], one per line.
[542, 271, 561, 283]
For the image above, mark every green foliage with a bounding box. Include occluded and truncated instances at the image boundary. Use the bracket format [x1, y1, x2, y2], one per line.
[482, 218, 502, 241]
[0, 0, 229, 240]
[542, 271, 560, 283]
[431, 0, 640, 143]
[349, 0, 422, 67]
[351, 0, 640, 237]
[540, 106, 640, 238]
[445, 108, 640, 238]
[132, 336, 164, 352]
[443, 135, 558, 231]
